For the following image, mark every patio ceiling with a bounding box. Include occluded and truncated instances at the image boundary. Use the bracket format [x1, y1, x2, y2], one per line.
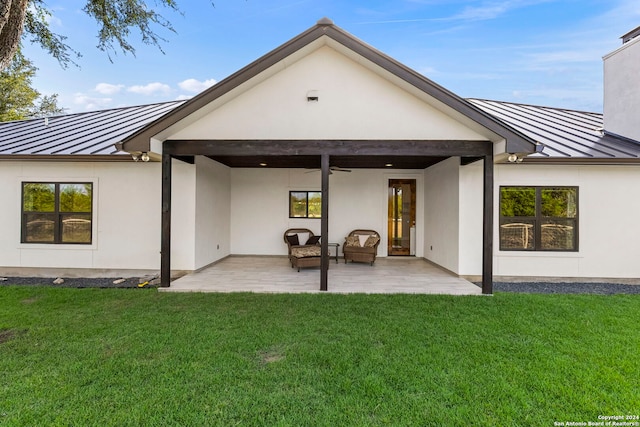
[165, 139, 492, 169]
[207, 154, 450, 169]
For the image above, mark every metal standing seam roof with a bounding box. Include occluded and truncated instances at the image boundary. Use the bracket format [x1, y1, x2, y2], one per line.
[0, 100, 184, 158]
[468, 98, 640, 161]
[2, 97, 640, 162]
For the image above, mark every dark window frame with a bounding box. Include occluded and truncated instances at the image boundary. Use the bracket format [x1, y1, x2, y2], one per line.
[289, 191, 322, 219]
[499, 186, 578, 252]
[21, 182, 93, 245]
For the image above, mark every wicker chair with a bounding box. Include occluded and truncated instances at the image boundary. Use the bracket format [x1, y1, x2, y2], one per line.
[283, 228, 322, 272]
[343, 229, 381, 265]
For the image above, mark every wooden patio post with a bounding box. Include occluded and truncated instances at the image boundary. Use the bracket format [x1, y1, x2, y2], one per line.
[320, 153, 330, 291]
[482, 151, 494, 294]
[161, 152, 172, 287]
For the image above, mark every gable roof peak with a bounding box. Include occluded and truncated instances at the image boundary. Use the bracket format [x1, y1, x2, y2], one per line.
[317, 17, 334, 26]
[121, 18, 536, 154]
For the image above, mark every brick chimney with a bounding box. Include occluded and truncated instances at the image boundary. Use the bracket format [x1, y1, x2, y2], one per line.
[603, 26, 640, 142]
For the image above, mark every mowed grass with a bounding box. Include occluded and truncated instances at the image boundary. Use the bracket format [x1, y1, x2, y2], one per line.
[0, 288, 638, 426]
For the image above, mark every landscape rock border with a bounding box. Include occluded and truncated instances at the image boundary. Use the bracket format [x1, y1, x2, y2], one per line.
[0, 276, 158, 289]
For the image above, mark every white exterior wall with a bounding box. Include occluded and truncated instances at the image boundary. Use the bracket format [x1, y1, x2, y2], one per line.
[423, 158, 460, 273]
[0, 160, 198, 275]
[229, 168, 424, 257]
[7, 158, 639, 280]
[604, 36, 640, 141]
[167, 46, 488, 142]
[194, 157, 231, 269]
[494, 164, 640, 279]
[458, 160, 484, 276]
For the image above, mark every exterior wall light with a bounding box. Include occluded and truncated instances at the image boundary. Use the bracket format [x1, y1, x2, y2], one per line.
[507, 154, 524, 163]
[141, 152, 150, 162]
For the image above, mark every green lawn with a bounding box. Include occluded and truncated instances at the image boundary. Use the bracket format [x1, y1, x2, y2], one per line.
[0, 287, 638, 426]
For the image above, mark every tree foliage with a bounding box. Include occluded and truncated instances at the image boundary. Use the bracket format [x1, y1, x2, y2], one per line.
[0, 0, 185, 70]
[501, 187, 577, 218]
[500, 187, 536, 217]
[0, 50, 64, 121]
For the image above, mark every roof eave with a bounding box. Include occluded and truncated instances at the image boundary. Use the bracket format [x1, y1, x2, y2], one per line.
[121, 23, 331, 153]
[0, 154, 132, 162]
[321, 25, 537, 154]
[121, 19, 538, 155]
[518, 156, 640, 165]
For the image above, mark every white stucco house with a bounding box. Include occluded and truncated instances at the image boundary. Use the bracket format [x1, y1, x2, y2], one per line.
[1, 19, 640, 293]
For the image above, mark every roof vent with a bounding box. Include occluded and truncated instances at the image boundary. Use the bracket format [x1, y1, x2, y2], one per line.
[621, 25, 640, 44]
[307, 90, 319, 102]
[317, 17, 334, 26]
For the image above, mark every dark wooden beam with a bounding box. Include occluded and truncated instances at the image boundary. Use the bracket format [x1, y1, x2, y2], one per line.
[173, 155, 195, 164]
[320, 153, 329, 291]
[482, 152, 494, 295]
[165, 139, 493, 158]
[161, 153, 172, 287]
[460, 156, 483, 166]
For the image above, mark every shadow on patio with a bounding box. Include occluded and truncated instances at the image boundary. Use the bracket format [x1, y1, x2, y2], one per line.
[161, 256, 482, 295]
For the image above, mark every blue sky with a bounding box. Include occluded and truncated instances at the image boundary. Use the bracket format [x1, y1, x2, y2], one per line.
[22, 0, 640, 114]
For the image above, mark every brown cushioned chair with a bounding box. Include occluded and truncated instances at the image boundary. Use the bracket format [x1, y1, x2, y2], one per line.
[343, 229, 381, 266]
[283, 228, 321, 272]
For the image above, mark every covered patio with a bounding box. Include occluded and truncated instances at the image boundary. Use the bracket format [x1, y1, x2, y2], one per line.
[119, 19, 538, 295]
[160, 256, 482, 295]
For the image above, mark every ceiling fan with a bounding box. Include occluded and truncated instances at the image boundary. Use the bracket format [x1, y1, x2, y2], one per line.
[304, 166, 352, 174]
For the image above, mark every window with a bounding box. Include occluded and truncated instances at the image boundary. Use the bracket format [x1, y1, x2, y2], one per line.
[500, 186, 578, 251]
[22, 182, 93, 244]
[289, 191, 321, 218]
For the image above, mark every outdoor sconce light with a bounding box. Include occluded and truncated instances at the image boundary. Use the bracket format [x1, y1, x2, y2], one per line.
[131, 153, 140, 162]
[141, 152, 150, 162]
[507, 154, 524, 163]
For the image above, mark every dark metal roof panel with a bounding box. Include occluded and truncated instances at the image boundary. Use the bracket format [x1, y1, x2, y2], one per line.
[3, 97, 640, 162]
[468, 98, 640, 160]
[0, 101, 184, 157]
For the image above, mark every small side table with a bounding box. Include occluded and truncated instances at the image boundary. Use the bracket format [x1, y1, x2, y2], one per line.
[327, 243, 340, 264]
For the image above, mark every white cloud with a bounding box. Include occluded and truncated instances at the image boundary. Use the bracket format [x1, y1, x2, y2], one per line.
[175, 94, 193, 101]
[450, 0, 554, 22]
[178, 78, 217, 93]
[418, 66, 438, 76]
[127, 82, 172, 96]
[95, 83, 125, 95]
[73, 94, 113, 110]
[28, 4, 63, 27]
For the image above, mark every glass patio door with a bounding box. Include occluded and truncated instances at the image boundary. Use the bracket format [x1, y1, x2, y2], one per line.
[388, 179, 416, 256]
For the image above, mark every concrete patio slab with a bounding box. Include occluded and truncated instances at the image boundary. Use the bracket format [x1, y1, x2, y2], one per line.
[160, 256, 482, 295]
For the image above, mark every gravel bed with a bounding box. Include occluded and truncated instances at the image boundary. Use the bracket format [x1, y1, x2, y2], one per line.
[490, 282, 640, 295]
[0, 277, 153, 289]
